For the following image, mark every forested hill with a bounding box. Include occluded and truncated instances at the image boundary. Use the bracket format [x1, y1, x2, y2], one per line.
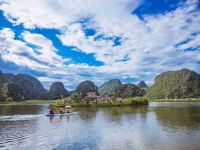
[98, 79, 122, 95]
[146, 68, 200, 99]
[0, 71, 46, 100]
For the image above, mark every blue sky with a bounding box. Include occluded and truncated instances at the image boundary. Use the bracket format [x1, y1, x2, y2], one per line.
[0, 0, 200, 90]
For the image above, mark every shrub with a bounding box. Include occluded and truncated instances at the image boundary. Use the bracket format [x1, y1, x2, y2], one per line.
[54, 100, 65, 107]
[6, 97, 13, 102]
[83, 97, 90, 104]
[70, 93, 82, 103]
[111, 97, 117, 101]
[125, 97, 148, 105]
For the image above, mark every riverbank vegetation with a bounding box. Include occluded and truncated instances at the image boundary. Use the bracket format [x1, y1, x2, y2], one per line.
[54, 97, 149, 107]
[149, 98, 200, 102]
[0, 100, 57, 105]
[1, 98, 200, 106]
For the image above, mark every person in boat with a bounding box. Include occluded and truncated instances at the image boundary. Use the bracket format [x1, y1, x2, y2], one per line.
[48, 104, 55, 115]
[60, 107, 65, 114]
[65, 105, 71, 113]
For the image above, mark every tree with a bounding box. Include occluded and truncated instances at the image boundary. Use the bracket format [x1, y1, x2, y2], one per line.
[0, 87, 5, 102]
[2, 83, 23, 101]
[70, 92, 82, 103]
[112, 84, 144, 98]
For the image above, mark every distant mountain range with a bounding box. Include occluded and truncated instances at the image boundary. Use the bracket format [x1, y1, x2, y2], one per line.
[0, 71, 69, 101]
[1, 68, 200, 101]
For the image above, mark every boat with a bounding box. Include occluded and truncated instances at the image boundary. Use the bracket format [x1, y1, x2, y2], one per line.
[45, 112, 78, 117]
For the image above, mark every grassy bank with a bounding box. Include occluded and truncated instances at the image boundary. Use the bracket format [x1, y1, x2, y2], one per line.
[54, 97, 149, 107]
[149, 98, 200, 102]
[1, 98, 199, 106]
[0, 100, 57, 105]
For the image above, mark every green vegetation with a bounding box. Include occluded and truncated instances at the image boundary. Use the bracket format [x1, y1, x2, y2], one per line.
[6, 97, 13, 102]
[3, 83, 23, 101]
[112, 84, 144, 98]
[40, 82, 69, 100]
[137, 81, 149, 94]
[98, 79, 121, 95]
[146, 68, 200, 99]
[1, 68, 200, 104]
[54, 97, 148, 107]
[0, 71, 46, 100]
[127, 97, 148, 105]
[76, 80, 99, 97]
[70, 92, 82, 103]
[149, 98, 200, 102]
[137, 81, 148, 88]
[0, 100, 57, 105]
[0, 70, 70, 101]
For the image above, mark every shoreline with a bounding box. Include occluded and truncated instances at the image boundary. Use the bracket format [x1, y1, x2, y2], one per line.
[149, 98, 200, 102]
[53, 97, 148, 107]
[1, 98, 200, 106]
[0, 100, 57, 105]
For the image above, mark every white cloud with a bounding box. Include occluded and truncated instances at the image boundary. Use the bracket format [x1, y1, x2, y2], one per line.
[0, 0, 200, 89]
[0, 28, 108, 89]
[21, 31, 64, 67]
[0, 29, 64, 70]
[0, 0, 141, 29]
[56, 0, 200, 80]
[0, 28, 49, 70]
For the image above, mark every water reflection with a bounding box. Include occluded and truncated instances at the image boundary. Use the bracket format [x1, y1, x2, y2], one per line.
[154, 105, 200, 133]
[74, 106, 148, 120]
[0, 103, 200, 150]
[48, 115, 71, 123]
[0, 105, 43, 115]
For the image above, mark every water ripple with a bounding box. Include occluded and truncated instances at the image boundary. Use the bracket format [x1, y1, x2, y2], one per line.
[0, 114, 44, 121]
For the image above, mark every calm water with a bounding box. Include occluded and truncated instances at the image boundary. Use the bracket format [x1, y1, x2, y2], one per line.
[0, 102, 200, 150]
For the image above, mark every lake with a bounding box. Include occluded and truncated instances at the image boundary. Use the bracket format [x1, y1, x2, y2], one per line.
[0, 102, 200, 150]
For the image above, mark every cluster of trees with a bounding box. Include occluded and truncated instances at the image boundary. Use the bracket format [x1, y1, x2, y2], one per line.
[0, 83, 24, 102]
[69, 80, 99, 103]
[112, 84, 144, 98]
